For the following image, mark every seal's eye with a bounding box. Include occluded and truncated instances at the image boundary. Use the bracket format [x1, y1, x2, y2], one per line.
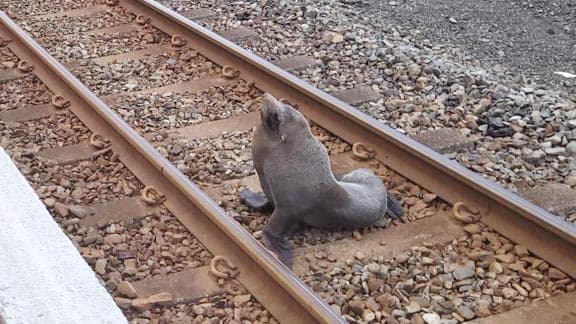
[265, 111, 281, 132]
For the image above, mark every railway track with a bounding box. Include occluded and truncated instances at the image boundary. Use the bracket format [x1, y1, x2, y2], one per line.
[0, 0, 575, 323]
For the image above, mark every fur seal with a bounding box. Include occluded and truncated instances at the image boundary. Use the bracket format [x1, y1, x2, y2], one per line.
[241, 93, 403, 267]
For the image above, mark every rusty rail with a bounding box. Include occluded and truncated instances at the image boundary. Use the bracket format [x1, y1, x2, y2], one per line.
[121, 0, 576, 279]
[0, 11, 343, 324]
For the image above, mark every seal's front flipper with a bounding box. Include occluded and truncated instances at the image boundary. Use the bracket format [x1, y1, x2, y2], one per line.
[386, 192, 404, 219]
[262, 209, 295, 268]
[262, 231, 294, 268]
[239, 189, 273, 212]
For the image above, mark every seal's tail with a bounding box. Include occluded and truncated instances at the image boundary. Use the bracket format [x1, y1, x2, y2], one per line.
[386, 192, 404, 219]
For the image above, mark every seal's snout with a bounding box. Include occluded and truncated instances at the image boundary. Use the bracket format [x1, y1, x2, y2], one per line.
[261, 93, 281, 117]
[260, 93, 283, 131]
[262, 92, 275, 104]
[261, 93, 277, 113]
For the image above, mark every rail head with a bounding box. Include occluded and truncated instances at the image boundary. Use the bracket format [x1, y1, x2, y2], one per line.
[126, 0, 576, 277]
[0, 10, 344, 324]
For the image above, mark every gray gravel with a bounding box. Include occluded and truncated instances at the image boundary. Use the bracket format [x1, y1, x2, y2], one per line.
[299, 221, 575, 322]
[360, 0, 576, 92]
[0, 0, 93, 17]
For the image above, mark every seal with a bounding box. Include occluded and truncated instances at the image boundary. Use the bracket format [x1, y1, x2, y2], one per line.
[241, 93, 403, 267]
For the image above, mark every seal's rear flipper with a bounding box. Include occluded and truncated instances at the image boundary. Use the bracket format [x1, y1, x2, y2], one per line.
[239, 189, 274, 212]
[386, 193, 404, 219]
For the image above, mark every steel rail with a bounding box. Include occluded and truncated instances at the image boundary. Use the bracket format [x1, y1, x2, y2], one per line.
[0, 11, 343, 324]
[123, 0, 576, 278]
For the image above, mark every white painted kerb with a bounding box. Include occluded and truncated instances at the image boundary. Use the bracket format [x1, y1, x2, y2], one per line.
[0, 148, 127, 324]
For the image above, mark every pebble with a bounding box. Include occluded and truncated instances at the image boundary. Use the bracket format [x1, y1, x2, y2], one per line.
[489, 261, 504, 274]
[395, 252, 410, 264]
[83, 230, 103, 245]
[117, 281, 138, 298]
[408, 64, 422, 78]
[526, 150, 546, 161]
[367, 277, 385, 292]
[53, 202, 69, 217]
[457, 306, 476, 320]
[330, 304, 341, 314]
[233, 294, 252, 306]
[348, 300, 365, 315]
[566, 142, 576, 155]
[452, 312, 465, 322]
[422, 312, 441, 324]
[2, 61, 16, 69]
[548, 268, 567, 280]
[566, 175, 576, 187]
[391, 309, 406, 318]
[104, 234, 125, 245]
[544, 147, 565, 155]
[114, 297, 132, 309]
[495, 254, 515, 263]
[463, 224, 482, 234]
[367, 262, 381, 274]
[376, 292, 397, 308]
[521, 87, 534, 94]
[68, 205, 87, 218]
[44, 197, 56, 208]
[192, 305, 204, 315]
[421, 257, 435, 265]
[362, 309, 376, 321]
[422, 193, 437, 203]
[502, 287, 518, 299]
[513, 245, 529, 257]
[513, 283, 528, 297]
[453, 260, 476, 280]
[331, 33, 344, 43]
[95, 258, 107, 275]
[131, 292, 173, 311]
[405, 300, 421, 313]
[475, 305, 492, 317]
[411, 313, 425, 324]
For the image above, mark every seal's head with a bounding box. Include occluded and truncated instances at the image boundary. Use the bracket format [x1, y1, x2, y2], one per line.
[260, 93, 309, 142]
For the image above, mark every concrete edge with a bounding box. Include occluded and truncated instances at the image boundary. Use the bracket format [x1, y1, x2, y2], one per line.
[0, 148, 127, 324]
